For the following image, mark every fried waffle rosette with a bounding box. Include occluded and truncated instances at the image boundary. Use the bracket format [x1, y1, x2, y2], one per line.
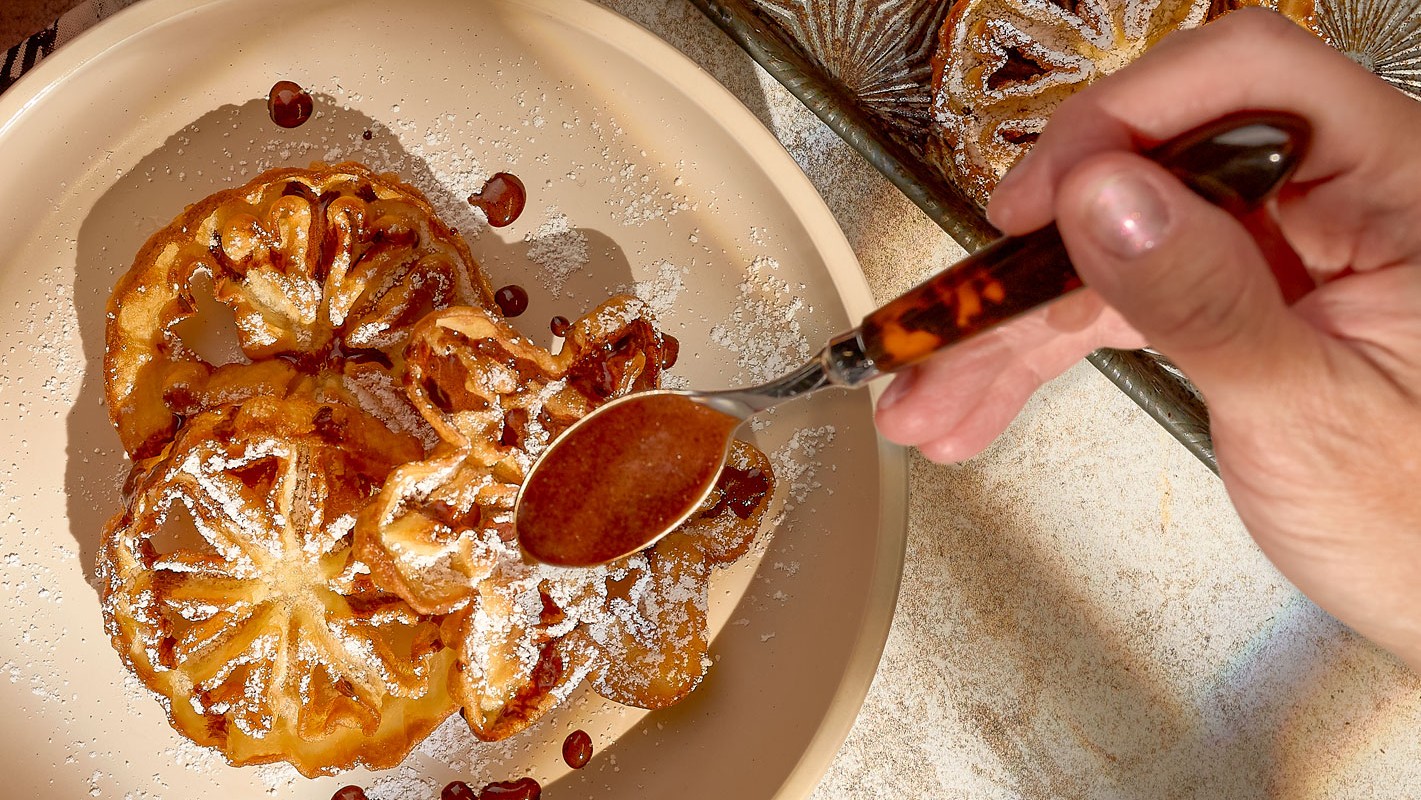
[105, 161, 495, 460]
[356, 297, 775, 738]
[98, 396, 457, 777]
[928, 0, 1317, 206]
[556, 439, 774, 710]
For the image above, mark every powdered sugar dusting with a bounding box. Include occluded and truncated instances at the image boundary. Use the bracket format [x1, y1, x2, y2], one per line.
[771, 426, 838, 512]
[610, 158, 698, 226]
[0, 261, 84, 424]
[337, 368, 440, 452]
[709, 256, 811, 383]
[368, 766, 438, 800]
[523, 210, 589, 296]
[252, 762, 302, 795]
[630, 260, 686, 315]
[28, 268, 83, 405]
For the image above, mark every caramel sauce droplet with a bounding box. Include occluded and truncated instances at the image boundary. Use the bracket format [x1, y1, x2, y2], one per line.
[468, 172, 527, 227]
[562, 729, 593, 769]
[267, 80, 313, 129]
[494, 284, 529, 317]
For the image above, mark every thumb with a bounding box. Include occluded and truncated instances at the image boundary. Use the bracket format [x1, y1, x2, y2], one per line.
[1054, 152, 1316, 399]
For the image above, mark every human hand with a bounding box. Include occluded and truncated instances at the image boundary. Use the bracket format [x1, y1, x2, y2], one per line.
[874, 9, 1421, 668]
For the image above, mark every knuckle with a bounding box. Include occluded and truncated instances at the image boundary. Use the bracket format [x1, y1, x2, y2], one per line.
[1151, 273, 1254, 350]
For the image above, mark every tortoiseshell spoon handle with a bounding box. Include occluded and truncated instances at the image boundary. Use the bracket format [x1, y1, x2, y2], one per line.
[822, 110, 1312, 384]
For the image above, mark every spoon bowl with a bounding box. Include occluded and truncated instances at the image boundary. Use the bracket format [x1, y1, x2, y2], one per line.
[515, 390, 745, 567]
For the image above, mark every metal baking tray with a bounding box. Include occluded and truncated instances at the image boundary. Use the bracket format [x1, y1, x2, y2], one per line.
[689, 0, 1421, 471]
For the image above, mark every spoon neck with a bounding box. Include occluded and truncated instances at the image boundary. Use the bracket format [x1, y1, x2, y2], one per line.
[699, 328, 880, 417]
[821, 328, 880, 388]
[732, 359, 834, 412]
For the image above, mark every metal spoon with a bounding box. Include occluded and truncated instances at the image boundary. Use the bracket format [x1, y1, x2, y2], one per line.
[516, 110, 1313, 568]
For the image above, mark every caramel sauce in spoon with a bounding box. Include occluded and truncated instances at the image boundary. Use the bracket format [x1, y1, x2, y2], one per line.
[516, 392, 741, 567]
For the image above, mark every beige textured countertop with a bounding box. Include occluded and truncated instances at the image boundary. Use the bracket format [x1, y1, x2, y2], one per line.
[4, 0, 1418, 797]
[591, 3, 1421, 799]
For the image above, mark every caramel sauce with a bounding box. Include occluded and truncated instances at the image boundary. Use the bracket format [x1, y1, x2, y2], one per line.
[538, 590, 566, 626]
[267, 80, 313, 129]
[331, 786, 368, 800]
[563, 322, 672, 402]
[708, 465, 771, 520]
[562, 729, 594, 769]
[494, 285, 529, 317]
[659, 333, 680, 369]
[517, 393, 741, 566]
[530, 642, 563, 692]
[500, 407, 529, 449]
[310, 405, 344, 443]
[468, 173, 527, 227]
[477, 778, 541, 799]
[549, 315, 570, 337]
[442, 781, 475, 800]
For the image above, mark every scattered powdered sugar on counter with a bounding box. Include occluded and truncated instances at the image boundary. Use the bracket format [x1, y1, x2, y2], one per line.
[524, 210, 590, 296]
[709, 256, 810, 384]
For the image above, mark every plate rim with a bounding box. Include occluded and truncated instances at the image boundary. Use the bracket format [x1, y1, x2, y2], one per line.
[0, 0, 910, 796]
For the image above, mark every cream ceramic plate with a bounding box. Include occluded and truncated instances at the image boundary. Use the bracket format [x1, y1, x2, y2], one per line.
[0, 0, 906, 796]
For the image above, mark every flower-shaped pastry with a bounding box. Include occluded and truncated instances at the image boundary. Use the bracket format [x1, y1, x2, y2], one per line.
[98, 397, 456, 776]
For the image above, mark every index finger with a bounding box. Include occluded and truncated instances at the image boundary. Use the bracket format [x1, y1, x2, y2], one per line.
[985, 9, 1415, 234]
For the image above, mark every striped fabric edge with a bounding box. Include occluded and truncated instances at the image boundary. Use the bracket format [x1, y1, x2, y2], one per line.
[1, 0, 115, 94]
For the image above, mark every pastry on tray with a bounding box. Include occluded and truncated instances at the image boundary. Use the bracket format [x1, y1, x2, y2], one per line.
[97, 163, 776, 776]
[928, 0, 1317, 207]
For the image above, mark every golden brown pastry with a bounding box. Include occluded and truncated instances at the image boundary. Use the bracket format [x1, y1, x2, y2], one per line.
[99, 163, 778, 775]
[105, 162, 494, 460]
[357, 297, 775, 738]
[98, 397, 456, 777]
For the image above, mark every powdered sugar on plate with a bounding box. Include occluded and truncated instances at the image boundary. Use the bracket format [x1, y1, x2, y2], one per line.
[524, 209, 590, 297]
[771, 425, 838, 512]
[709, 256, 811, 384]
[630, 259, 687, 316]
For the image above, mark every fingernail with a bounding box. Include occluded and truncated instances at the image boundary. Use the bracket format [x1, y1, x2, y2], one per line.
[877, 367, 918, 411]
[1086, 171, 1169, 257]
